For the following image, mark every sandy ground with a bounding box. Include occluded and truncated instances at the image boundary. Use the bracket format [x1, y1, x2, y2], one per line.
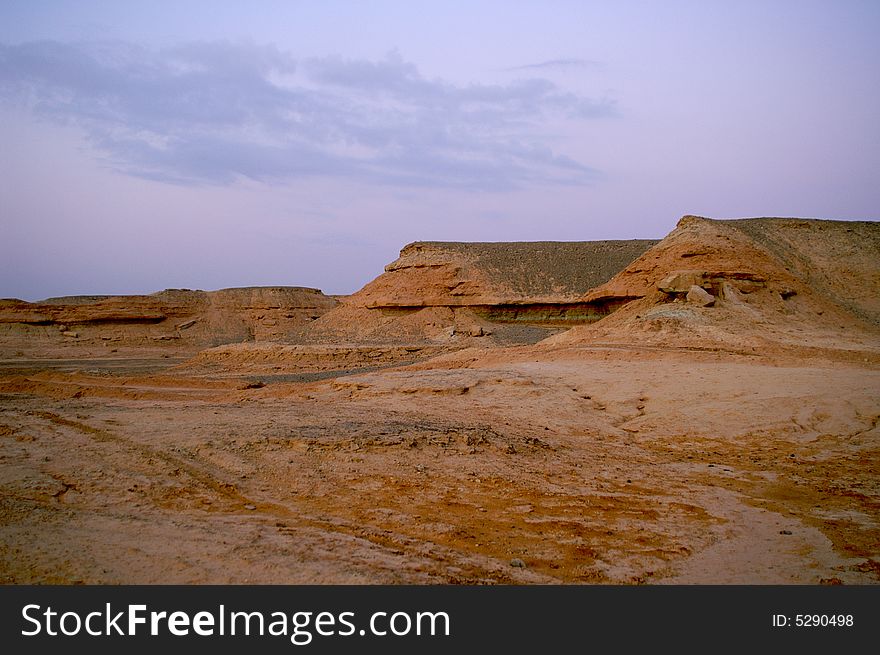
[1, 344, 877, 584]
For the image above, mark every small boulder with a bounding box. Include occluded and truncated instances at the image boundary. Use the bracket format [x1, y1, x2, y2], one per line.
[658, 270, 706, 294]
[719, 281, 744, 304]
[742, 281, 765, 294]
[686, 285, 715, 307]
[61, 330, 79, 338]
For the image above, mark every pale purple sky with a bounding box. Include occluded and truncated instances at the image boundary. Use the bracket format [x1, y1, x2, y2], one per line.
[1, 1, 878, 300]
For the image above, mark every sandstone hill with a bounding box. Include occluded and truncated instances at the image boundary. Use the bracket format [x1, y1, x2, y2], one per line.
[182, 240, 657, 376]
[546, 215, 880, 358]
[7, 217, 878, 370]
[359, 240, 659, 307]
[299, 239, 657, 345]
[0, 287, 338, 357]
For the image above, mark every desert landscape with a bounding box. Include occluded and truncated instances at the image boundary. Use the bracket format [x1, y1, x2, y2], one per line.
[0, 214, 877, 584]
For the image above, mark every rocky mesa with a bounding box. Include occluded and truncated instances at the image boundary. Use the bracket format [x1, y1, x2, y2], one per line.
[300, 239, 658, 346]
[0, 286, 338, 357]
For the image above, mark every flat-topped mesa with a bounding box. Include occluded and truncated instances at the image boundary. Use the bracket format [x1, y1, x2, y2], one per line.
[352, 240, 658, 324]
[0, 286, 339, 351]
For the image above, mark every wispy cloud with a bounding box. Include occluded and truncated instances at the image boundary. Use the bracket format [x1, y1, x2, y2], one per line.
[503, 58, 603, 72]
[0, 41, 615, 189]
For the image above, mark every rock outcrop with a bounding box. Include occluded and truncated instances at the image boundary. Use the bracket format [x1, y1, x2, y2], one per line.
[304, 240, 658, 346]
[357, 240, 658, 308]
[548, 215, 880, 356]
[0, 287, 338, 355]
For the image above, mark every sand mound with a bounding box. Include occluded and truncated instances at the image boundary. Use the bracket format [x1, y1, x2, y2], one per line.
[547, 215, 880, 357]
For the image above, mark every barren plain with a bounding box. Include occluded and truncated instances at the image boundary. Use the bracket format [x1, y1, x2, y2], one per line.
[1, 216, 878, 584]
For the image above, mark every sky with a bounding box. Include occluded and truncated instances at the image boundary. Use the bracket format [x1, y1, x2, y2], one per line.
[1, 1, 878, 300]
